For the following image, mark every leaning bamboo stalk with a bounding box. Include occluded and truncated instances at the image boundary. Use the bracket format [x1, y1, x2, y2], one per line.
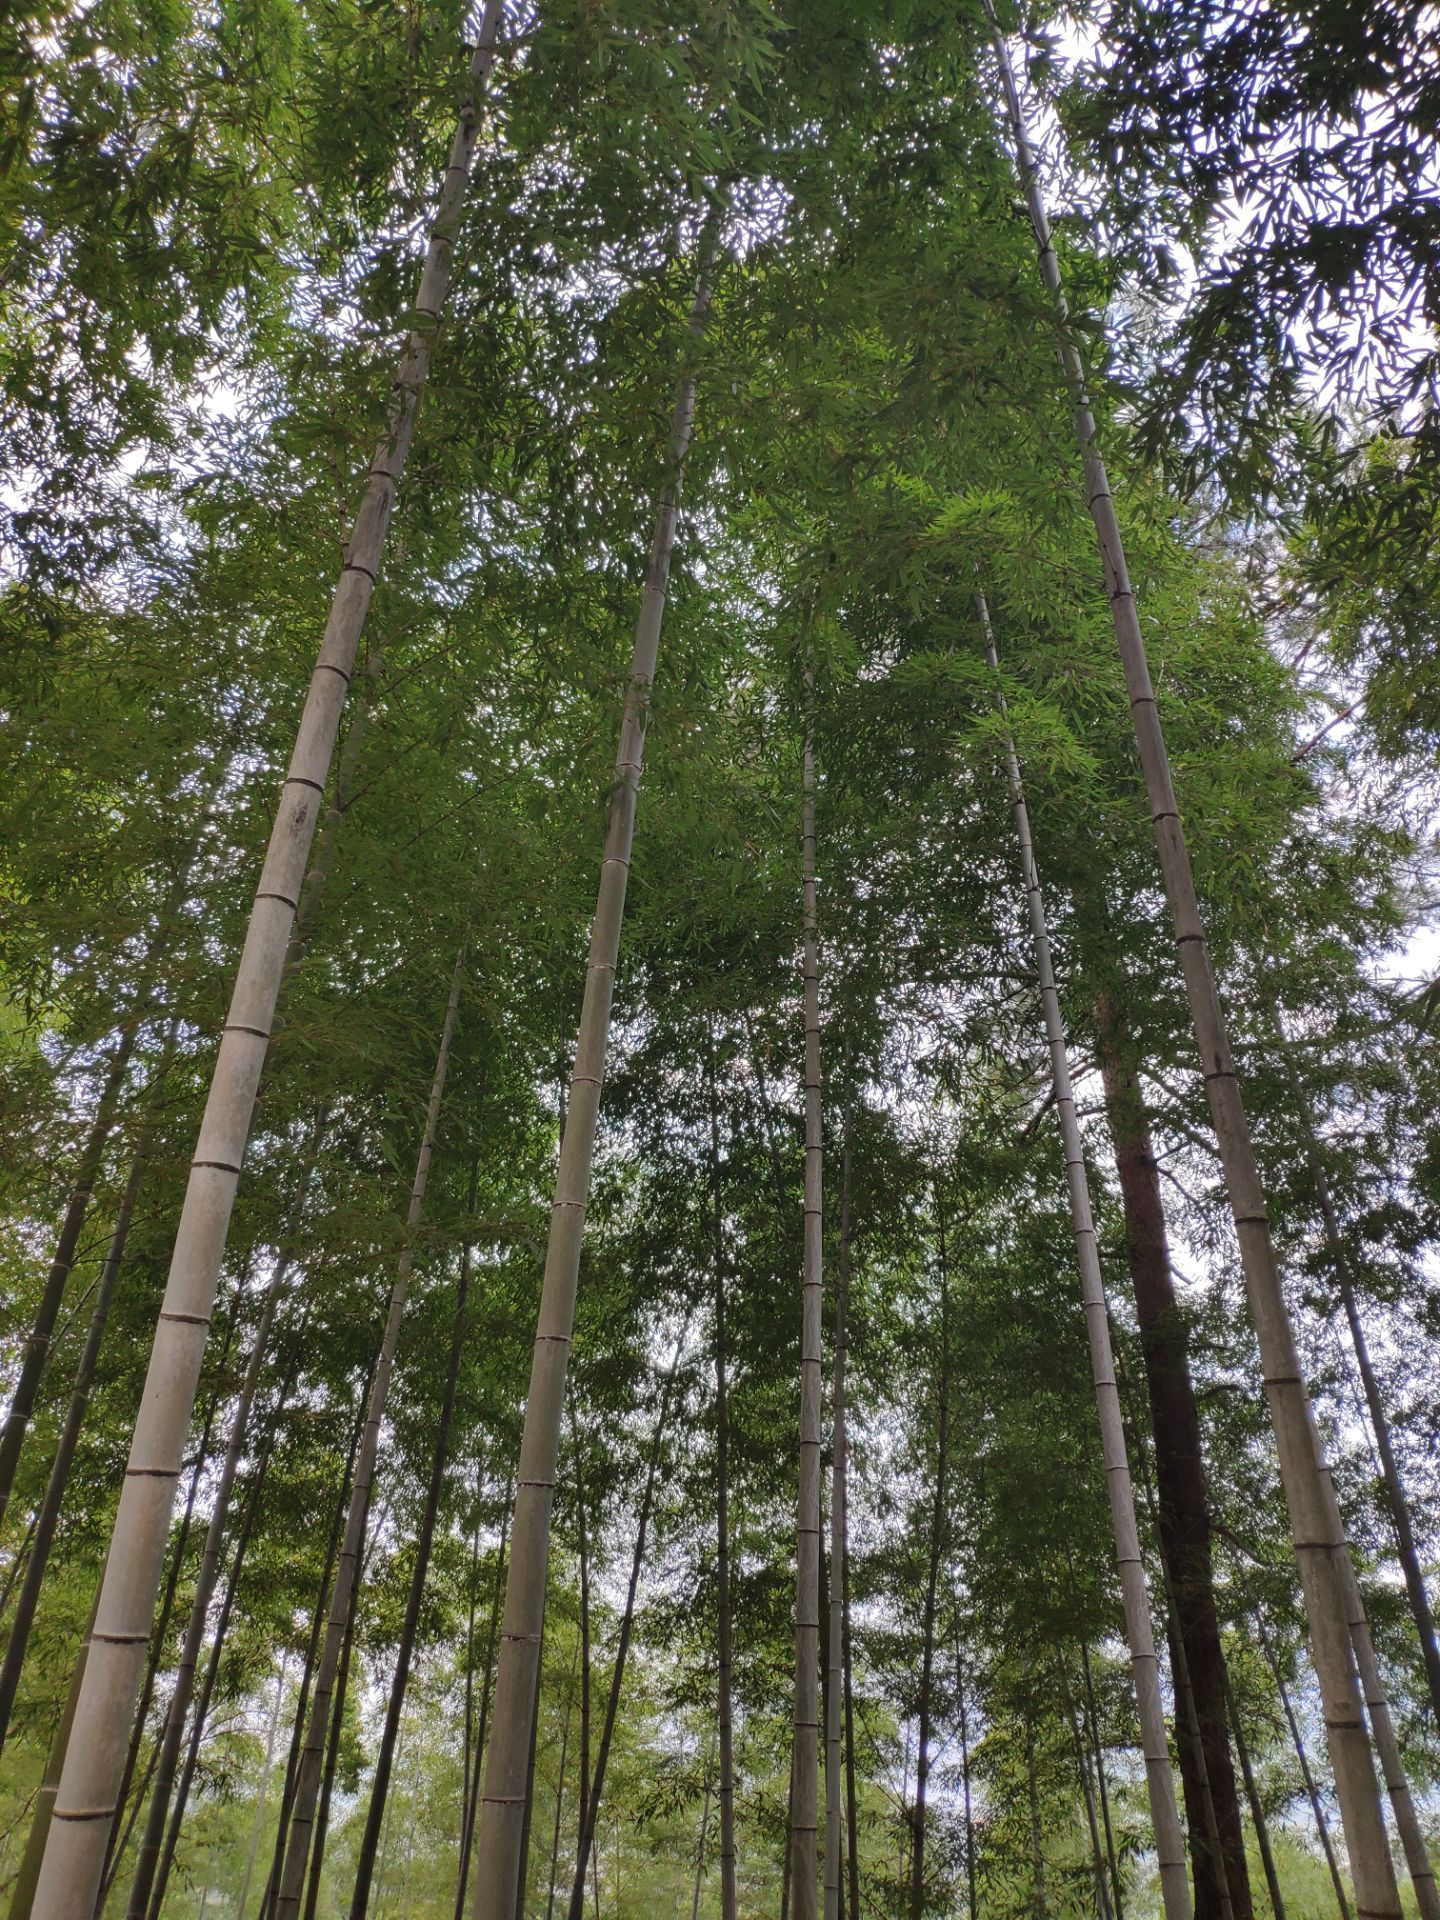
[977, 590, 1191, 1920]
[1056, 1652, 1114, 1920]
[983, 16, 1399, 1913]
[275, 946, 466, 1918]
[790, 709, 825, 1920]
[33, 15, 505, 1907]
[102, 1293, 245, 1903]
[469, 214, 722, 1920]
[1319, 1469, 1440, 1920]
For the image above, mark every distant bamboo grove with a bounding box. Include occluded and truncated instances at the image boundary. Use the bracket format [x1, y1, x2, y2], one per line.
[2, 3, 1438, 1919]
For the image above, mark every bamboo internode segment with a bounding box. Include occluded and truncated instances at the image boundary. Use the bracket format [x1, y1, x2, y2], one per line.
[982, 11, 1403, 1918]
[32, 9, 505, 1911]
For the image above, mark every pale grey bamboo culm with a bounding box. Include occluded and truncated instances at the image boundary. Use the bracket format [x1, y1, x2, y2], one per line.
[31, 11, 505, 1911]
[790, 713, 825, 1920]
[978, 590, 1191, 1920]
[469, 213, 723, 1920]
[982, 13, 1401, 1915]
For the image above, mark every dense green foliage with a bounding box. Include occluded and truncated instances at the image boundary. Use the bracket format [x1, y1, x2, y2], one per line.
[1, 3, 1437, 1918]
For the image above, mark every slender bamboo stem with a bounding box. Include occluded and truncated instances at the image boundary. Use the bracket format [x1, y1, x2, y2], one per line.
[348, 1233, 472, 1920]
[237, 1650, 290, 1920]
[126, 1224, 308, 1920]
[566, 1333, 689, 1920]
[978, 589, 1191, 1920]
[983, 18, 1399, 1913]
[456, 1497, 509, 1920]
[1260, 1619, 1352, 1920]
[33, 19, 505, 1903]
[545, 1643, 581, 1920]
[1078, 1635, 1123, 1920]
[1057, 1651, 1115, 1920]
[956, 1628, 977, 1920]
[1223, 1664, 1288, 1920]
[260, 1395, 365, 1920]
[148, 1422, 281, 1920]
[471, 217, 721, 1920]
[276, 947, 466, 1918]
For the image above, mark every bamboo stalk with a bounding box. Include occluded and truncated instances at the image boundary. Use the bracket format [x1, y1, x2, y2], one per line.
[32, 18, 505, 1905]
[470, 215, 722, 1920]
[978, 588, 1191, 1920]
[984, 18, 1400, 1912]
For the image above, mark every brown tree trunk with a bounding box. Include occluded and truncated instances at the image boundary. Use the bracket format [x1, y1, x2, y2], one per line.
[1094, 987, 1253, 1920]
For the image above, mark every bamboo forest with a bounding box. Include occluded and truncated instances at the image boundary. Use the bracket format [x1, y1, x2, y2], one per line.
[5, 2, 1440, 1917]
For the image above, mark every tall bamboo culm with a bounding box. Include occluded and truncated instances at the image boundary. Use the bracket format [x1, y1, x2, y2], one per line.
[789, 713, 824, 1920]
[32, 13, 505, 1912]
[983, 15, 1400, 1915]
[978, 591, 1192, 1920]
[276, 946, 466, 1918]
[469, 216, 721, 1920]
